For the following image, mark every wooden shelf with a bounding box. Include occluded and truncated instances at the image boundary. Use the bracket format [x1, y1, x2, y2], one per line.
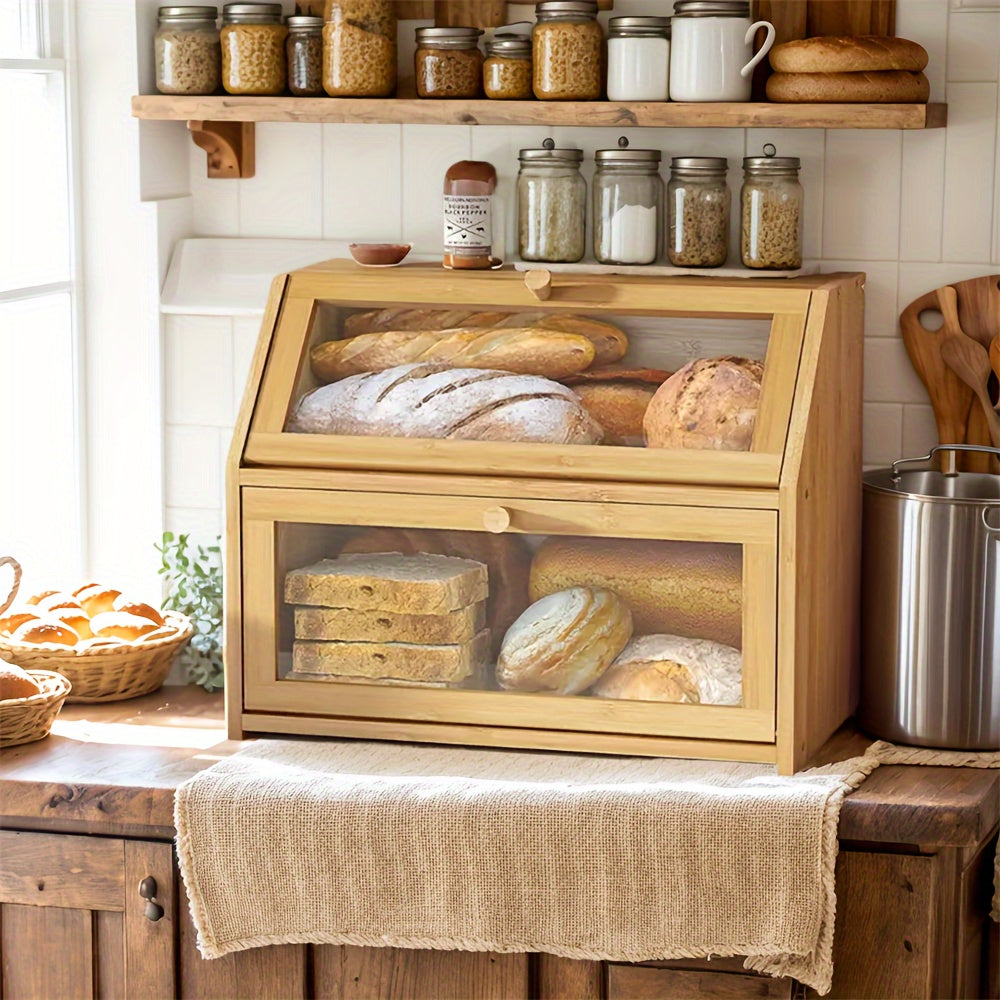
[132, 94, 947, 130]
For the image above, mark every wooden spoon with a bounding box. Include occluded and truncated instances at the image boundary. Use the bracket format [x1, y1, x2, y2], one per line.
[990, 334, 1000, 403]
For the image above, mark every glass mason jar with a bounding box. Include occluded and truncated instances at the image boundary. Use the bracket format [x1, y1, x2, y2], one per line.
[484, 33, 532, 100]
[517, 139, 587, 264]
[415, 27, 484, 99]
[155, 6, 220, 95]
[606, 16, 670, 102]
[323, 0, 396, 97]
[741, 147, 803, 270]
[220, 3, 286, 95]
[533, 0, 603, 101]
[667, 156, 730, 268]
[594, 140, 663, 266]
[286, 15, 323, 96]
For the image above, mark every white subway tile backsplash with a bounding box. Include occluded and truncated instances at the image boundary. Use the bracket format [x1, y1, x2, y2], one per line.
[946, 10, 1000, 82]
[188, 141, 240, 236]
[165, 425, 224, 509]
[324, 124, 402, 241]
[899, 130, 946, 261]
[862, 403, 904, 465]
[232, 315, 261, 421]
[165, 315, 233, 426]
[897, 261, 1000, 317]
[401, 125, 472, 253]
[864, 336, 932, 404]
[901, 403, 940, 457]
[821, 261, 899, 338]
[896, 0, 949, 100]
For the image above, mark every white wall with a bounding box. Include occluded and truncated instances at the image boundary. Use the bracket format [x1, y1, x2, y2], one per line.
[152, 0, 1000, 543]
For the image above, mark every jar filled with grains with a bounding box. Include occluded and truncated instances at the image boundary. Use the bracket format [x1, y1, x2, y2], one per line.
[667, 157, 730, 268]
[741, 145, 803, 270]
[484, 33, 532, 100]
[518, 139, 587, 263]
[533, 0, 603, 101]
[221, 3, 286, 95]
[155, 6, 220, 95]
[415, 26, 484, 99]
[594, 138, 663, 266]
[323, 0, 396, 97]
[286, 15, 323, 95]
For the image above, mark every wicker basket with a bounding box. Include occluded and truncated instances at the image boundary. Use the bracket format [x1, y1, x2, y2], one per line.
[0, 670, 73, 747]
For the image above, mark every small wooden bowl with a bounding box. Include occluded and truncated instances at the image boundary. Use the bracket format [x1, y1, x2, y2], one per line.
[349, 243, 412, 267]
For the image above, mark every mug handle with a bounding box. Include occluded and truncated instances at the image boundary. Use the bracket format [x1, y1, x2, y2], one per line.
[741, 20, 776, 78]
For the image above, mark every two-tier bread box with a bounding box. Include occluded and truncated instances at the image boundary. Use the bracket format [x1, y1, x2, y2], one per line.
[226, 261, 863, 774]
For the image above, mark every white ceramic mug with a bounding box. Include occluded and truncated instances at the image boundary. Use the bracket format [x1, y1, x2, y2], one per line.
[669, 15, 776, 102]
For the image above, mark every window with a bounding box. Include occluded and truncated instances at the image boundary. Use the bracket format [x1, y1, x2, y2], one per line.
[0, 0, 84, 594]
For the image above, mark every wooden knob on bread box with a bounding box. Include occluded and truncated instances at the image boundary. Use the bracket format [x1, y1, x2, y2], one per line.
[482, 506, 512, 533]
[524, 269, 552, 301]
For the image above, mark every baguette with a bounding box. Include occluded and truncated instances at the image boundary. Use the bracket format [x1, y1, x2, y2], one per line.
[343, 309, 628, 365]
[769, 35, 928, 74]
[310, 328, 596, 382]
[766, 70, 929, 103]
[288, 364, 604, 445]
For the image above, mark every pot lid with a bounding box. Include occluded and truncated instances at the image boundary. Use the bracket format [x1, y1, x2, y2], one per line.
[864, 447, 1000, 503]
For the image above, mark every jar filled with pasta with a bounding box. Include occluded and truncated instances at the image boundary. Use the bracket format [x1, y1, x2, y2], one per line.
[220, 3, 286, 95]
[741, 145, 803, 270]
[415, 26, 484, 99]
[533, 0, 603, 101]
[155, 6, 220, 95]
[667, 157, 730, 268]
[323, 0, 396, 97]
[484, 33, 532, 100]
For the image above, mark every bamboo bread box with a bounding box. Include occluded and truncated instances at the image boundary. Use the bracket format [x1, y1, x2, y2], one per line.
[227, 261, 864, 774]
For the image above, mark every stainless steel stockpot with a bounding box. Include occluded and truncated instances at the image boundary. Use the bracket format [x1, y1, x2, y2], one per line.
[860, 444, 999, 750]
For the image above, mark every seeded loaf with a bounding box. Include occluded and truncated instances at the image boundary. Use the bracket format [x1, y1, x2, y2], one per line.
[766, 70, 929, 103]
[294, 602, 486, 644]
[769, 35, 928, 74]
[284, 552, 488, 614]
[288, 364, 604, 445]
[592, 634, 743, 706]
[529, 537, 743, 649]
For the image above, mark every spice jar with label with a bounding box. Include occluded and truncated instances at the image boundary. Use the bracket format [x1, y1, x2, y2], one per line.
[323, 0, 396, 97]
[286, 15, 323, 96]
[517, 139, 587, 264]
[484, 33, 532, 100]
[741, 145, 803, 270]
[667, 157, 730, 268]
[155, 6, 221, 95]
[533, 0, 603, 101]
[594, 138, 663, 266]
[416, 27, 484, 99]
[606, 16, 670, 102]
[443, 160, 499, 270]
[221, 3, 286, 95]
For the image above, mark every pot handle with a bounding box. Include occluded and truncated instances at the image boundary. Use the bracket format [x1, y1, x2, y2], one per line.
[741, 21, 776, 78]
[891, 443, 1000, 480]
[984, 505, 1000, 535]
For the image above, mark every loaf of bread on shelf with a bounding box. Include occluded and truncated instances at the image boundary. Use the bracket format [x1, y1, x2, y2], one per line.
[591, 634, 743, 706]
[643, 357, 764, 452]
[769, 35, 928, 74]
[0, 662, 42, 700]
[343, 309, 628, 366]
[294, 601, 486, 644]
[497, 586, 633, 696]
[284, 552, 488, 615]
[766, 70, 929, 103]
[572, 382, 659, 445]
[288, 364, 604, 445]
[529, 537, 743, 649]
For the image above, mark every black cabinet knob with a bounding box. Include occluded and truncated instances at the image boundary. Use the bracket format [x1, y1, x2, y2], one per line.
[138, 876, 158, 900]
[144, 899, 165, 922]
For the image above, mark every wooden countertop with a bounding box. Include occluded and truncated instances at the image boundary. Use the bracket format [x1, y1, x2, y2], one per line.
[1, 687, 996, 849]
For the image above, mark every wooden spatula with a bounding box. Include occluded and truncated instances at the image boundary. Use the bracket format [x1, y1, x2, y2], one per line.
[950, 274, 1000, 351]
[990, 334, 1000, 401]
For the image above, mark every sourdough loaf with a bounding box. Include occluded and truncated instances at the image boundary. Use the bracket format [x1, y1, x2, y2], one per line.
[766, 70, 929, 103]
[591, 634, 743, 706]
[769, 35, 928, 74]
[573, 382, 658, 445]
[643, 357, 763, 452]
[288, 364, 604, 445]
[529, 537, 742, 649]
[497, 587, 633, 696]
[294, 601, 486, 644]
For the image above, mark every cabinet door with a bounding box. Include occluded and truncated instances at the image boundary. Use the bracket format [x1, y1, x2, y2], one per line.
[238, 485, 778, 760]
[0, 831, 175, 1000]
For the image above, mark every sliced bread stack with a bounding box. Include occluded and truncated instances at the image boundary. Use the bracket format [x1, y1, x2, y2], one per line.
[284, 552, 490, 688]
[766, 36, 930, 104]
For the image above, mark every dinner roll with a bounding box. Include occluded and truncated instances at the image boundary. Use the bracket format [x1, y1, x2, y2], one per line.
[89, 612, 159, 642]
[497, 587, 633, 696]
[78, 586, 122, 618]
[136, 625, 179, 643]
[12, 619, 79, 647]
[26, 590, 58, 606]
[35, 593, 83, 613]
[51, 608, 94, 640]
[72, 581, 102, 597]
[77, 637, 127, 651]
[112, 596, 165, 626]
[0, 607, 41, 636]
[0, 662, 41, 700]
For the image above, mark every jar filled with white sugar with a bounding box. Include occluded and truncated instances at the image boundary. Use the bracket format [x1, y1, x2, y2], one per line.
[606, 16, 670, 102]
[594, 138, 663, 266]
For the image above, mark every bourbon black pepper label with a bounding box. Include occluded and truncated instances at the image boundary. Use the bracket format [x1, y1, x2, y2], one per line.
[443, 195, 492, 251]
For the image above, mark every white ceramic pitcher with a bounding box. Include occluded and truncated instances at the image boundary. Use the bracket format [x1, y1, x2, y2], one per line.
[669, 0, 776, 102]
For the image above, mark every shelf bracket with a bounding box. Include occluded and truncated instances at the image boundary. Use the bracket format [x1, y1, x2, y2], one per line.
[187, 120, 255, 179]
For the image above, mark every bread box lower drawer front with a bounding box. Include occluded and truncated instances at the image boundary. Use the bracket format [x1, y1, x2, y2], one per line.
[236, 486, 778, 760]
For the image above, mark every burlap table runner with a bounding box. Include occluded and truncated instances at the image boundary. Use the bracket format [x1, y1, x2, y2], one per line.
[175, 739, 879, 994]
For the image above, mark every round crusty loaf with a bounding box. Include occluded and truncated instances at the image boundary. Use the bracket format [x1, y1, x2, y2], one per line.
[644, 357, 763, 452]
[529, 537, 743, 649]
[573, 382, 658, 446]
[769, 35, 928, 74]
[0, 662, 42, 700]
[766, 70, 929, 104]
[497, 587, 633, 696]
[591, 634, 743, 706]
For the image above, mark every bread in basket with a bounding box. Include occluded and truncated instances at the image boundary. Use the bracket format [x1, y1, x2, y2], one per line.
[0, 664, 72, 747]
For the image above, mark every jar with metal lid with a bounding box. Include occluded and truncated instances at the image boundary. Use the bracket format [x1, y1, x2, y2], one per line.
[667, 157, 730, 268]
[415, 26, 484, 99]
[741, 145, 803, 270]
[286, 15, 323, 96]
[484, 33, 532, 100]
[533, 0, 603, 101]
[221, 3, 286, 95]
[517, 139, 586, 263]
[155, 6, 220, 95]
[594, 138, 663, 266]
[607, 16, 670, 102]
[323, 0, 396, 98]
